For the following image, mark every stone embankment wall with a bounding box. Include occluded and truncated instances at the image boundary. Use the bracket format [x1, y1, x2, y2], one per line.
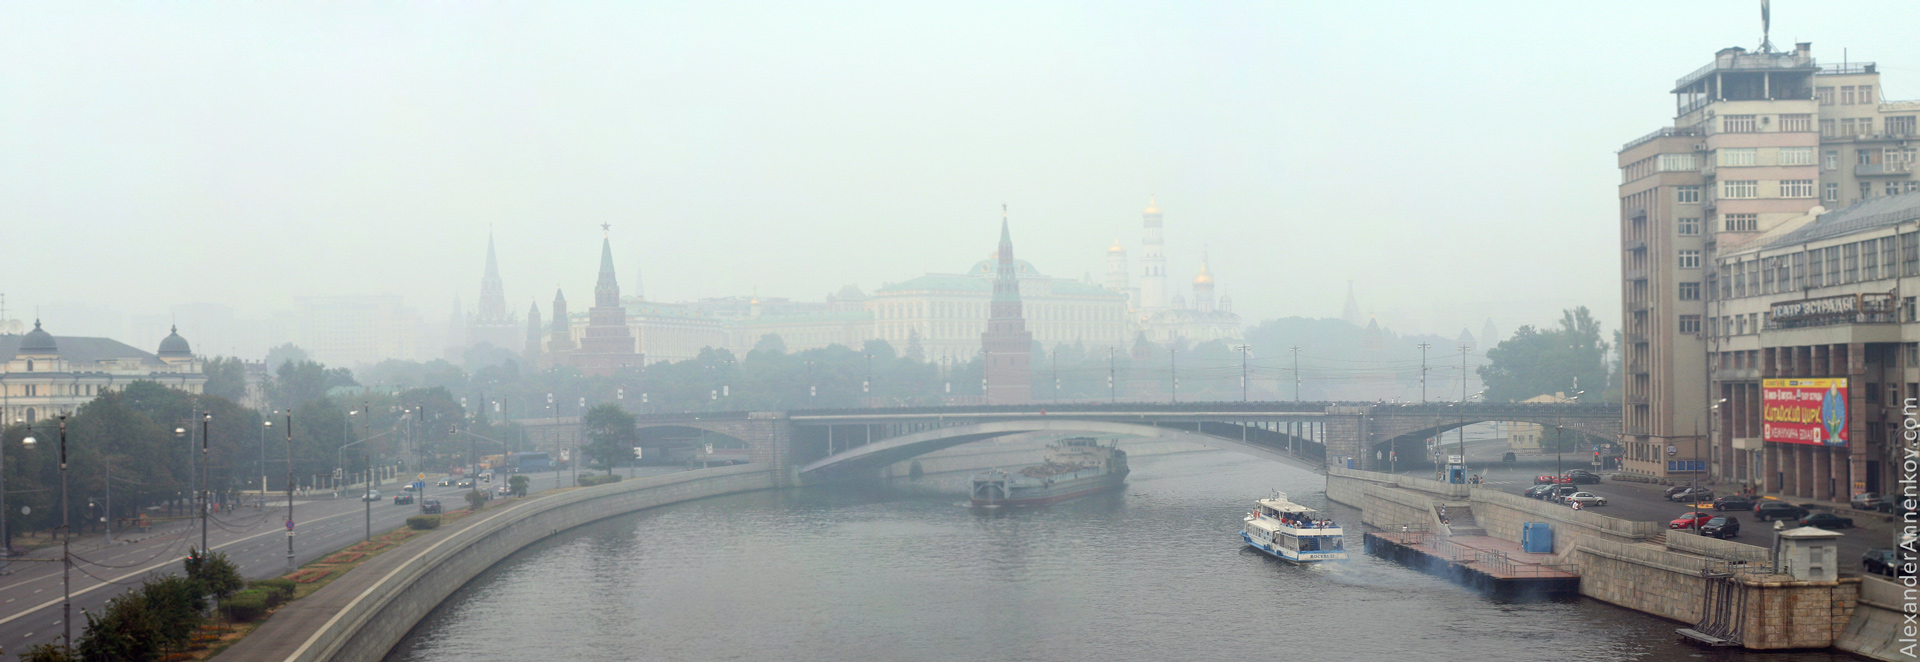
[1838, 576, 1912, 661]
[1327, 467, 1860, 652]
[299, 464, 777, 662]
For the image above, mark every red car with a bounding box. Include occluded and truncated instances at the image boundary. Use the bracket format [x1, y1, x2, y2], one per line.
[1670, 512, 1714, 530]
[1535, 475, 1572, 485]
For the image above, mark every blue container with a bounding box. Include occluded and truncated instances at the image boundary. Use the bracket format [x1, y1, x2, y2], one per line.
[1521, 522, 1553, 554]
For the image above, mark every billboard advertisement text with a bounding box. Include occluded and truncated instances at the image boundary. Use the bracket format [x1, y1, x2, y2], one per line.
[1761, 378, 1848, 447]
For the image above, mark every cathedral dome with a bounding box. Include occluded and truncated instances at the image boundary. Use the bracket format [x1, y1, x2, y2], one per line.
[158, 325, 192, 357]
[1143, 196, 1161, 215]
[20, 320, 56, 354]
[1193, 259, 1214, 286]
[1107, 239, 1125, 255]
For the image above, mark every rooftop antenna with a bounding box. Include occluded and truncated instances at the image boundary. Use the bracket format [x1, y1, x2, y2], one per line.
[1759, 0, 1774, 53]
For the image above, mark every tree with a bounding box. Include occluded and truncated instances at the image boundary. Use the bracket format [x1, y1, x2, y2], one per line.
[202, 356, 250, 403]
[904, 330, 925, 362]
[508, 474, 530, 497]
[263, 343, 309, 371]
[17, 643, 75, 662]
[1477, 306, 1610, 403]
[583, 403, 636, 475]
[185, 550, 245, 606]
[464, 489, 487, 511]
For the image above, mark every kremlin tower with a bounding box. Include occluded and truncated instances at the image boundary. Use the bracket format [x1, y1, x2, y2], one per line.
[981, 208, 1033, 405]
[571, 225, 644, 376]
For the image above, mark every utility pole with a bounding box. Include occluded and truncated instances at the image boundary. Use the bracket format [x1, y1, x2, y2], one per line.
[1232, 344, 1251, 402]
[362, 399, 371, 543]
[59, 414, 71, 650]
[286, 412, 295, 574]
[1417, 342, 1432, 403]
[1456, 345, 1470, 481]
[1169, 348, 1178, 403]
[1289, 346, 1302, 401]
[1107, 347, 1117, 404]
[200, 411, 210, 556]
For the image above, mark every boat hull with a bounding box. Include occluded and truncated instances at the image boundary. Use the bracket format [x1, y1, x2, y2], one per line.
[970, 469, 1127, 506]
[1240, 531, 1348, 564]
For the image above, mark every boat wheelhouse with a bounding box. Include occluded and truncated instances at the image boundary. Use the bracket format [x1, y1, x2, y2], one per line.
[1240, 491, 1347, 563]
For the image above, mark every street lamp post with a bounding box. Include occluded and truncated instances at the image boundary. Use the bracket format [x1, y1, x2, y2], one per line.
[285, 412, 295, 574]
[1289, 346, 1302, 401]
[199, 412, 210, 555]
[1693, 398, 1727, 493]
[261, 417, 273, 498]
[58, 414, 72, 649]
[1231, 344, 1252, 402]
[1169, 348, 1178, 403]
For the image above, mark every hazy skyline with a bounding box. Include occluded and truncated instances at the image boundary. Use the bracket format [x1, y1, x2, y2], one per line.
[8, 1, 1920, 348]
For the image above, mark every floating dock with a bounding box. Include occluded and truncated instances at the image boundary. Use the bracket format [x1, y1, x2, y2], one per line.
[1365, 532, 1579, 600]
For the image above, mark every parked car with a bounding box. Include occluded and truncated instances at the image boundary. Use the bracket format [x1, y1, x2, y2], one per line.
[1663, 485, 1691, 499]
[1534, 475, 1561, 485]
[1864, 549, 1901, 577]
[393, 493, 414, 505]
[1524, 484, 1556, 500]
[419, 499, 443, 514]
[1561, 470, 1601, 485]
[1502, 452, 1517, 463]
[1564, 492, 1607, 507]
[361, 490, 381, 502]
[1699, 516, 1741, 539]
[1754, 501, 1810, 521]
[1668, 487, 1714, 503]
[1800, 513, 1855, 530]
[1548, 485, 1581, 502]
[1712, 495, 1755, 511]
[1851, 492, 1886, 511]
[1670, 512, 1715, 530]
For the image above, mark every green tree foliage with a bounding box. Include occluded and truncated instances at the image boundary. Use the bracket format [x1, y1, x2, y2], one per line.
[202, 356, 251, 403]
[1477, 307, 1610, 403]
[464, 489, 487, 511]
[269, 360, 357, 411]
[583, 403, 636, 474]
[508, 474, 530, 497]
[17, 643, 76, 662]
[185, 550, 245, 603]
[76, 574, 205, 662]
[263, 343, 309, 371]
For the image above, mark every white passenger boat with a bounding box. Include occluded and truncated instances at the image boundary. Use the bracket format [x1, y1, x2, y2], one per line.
[1240, 491, 1348, 563]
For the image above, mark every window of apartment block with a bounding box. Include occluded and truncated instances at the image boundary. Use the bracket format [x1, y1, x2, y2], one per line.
[1720, 148, 1757, 166]
[1907, 299, 1918, 323]
[1842, 86, 1857, 105]
[1809, 249, 1826, 287]
[1762, 257, 1777, 292]
[1860, 148, 1875, 165]
[1723, 115, 1757, 133]
[1908, 181, 1919, 193]
[1779, 147, 1814, 165]
[1826, 245, 1842, 284]
[1862, 182, 1873, 199]
[1891, 116, 1918, 136]
[1825, 182, 1839, 202]
[1736, 263, 1750, 297]
[1864, 241, 1880, 280]
[1824, 150, 1839, 170]
[1792, 251, 1808, 289]
[1747, 261, 1760, 293]
[1888, 181, 1904, 197]
[1843, 118, 1861, 136]
[1677, 185, 1701, 204]
[1781, 180, 1814, 198]
[1906, 233, 1920, 276]
[1883, 237, 1899, 277]
[1720, 265, 1733, 298]
[1678, 282, 1700, 300]
[1678, 217, 1700, 235]
[1818, 86, 1835, 105]
[1724, 213, 1758, 231]
[1781, 114, 1813, 132]
[1909, 342, 1920, 367]
[1679, 250, 1701, 269]
[1657, 153, 1697, 171]
[1722, 180, 1757, 198]
[1861, 85, 1876, 104]
[1680, 315, 1701, 334]
[1844, 243, 1859, 282]
[1737, 316, 1748, 335]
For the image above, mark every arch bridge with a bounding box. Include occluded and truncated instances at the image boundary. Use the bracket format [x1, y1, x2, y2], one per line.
[614, 402, 1619, 480]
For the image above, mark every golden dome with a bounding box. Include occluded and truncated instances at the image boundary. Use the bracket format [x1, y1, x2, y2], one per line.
[1107, 239, 1125, 254]
[1193, 262, 1214, 285]
[1143, 196, 1160, 215]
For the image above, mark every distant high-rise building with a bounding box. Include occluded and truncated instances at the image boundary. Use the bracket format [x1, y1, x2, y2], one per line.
[982, 211, 1033, 405]
[524, 301, 543, 367]
[291, 296, 422, 367]
[468, 232, 520, 351]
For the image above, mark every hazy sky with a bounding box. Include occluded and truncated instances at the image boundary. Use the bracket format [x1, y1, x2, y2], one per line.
[7, 1, 1920, 340]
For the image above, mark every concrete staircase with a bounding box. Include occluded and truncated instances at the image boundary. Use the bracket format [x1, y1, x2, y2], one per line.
[1439, 504, 1487, 537]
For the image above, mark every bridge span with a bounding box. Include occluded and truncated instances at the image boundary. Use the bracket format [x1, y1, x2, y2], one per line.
[607, 401, 1620, 479]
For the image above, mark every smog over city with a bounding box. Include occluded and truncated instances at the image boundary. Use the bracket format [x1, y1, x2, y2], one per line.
[4, 2, 1920, 661]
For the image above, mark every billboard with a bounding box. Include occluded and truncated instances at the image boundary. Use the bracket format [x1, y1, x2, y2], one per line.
[1761, 378, 1848, 447]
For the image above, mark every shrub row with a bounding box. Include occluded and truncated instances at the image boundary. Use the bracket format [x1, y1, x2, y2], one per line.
[407, 514, 442, 530]
[577, 474, 623, 487]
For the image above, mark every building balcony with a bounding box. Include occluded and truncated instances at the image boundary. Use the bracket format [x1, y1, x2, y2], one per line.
[1855, 162, 1912, 176]
[1621, 126, 1704, 153]
[1627, 394, 1650, 406]
[1628, 300, 1650, 313]
[1624, 238, 1647, 252]
[1625, 267, 1647, 281]
[1626, 332, 1649, 345]
[1628, 360, 1649, 374]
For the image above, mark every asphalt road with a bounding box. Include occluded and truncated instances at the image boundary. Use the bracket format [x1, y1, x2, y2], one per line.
[0, 475, 487, 656]
[1390, 448, 1900, 577]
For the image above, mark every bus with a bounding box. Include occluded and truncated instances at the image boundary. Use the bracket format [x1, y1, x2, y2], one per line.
[508, 451, 552, 473]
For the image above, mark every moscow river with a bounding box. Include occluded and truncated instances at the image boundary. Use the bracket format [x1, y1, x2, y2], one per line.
[385, 451, 1862, 662]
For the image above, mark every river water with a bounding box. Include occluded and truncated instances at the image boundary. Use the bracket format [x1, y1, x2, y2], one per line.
[385, 451, 1863, 662]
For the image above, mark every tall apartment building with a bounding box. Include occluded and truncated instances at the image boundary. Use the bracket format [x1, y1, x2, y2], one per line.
[1618, 42, 1919, 484]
